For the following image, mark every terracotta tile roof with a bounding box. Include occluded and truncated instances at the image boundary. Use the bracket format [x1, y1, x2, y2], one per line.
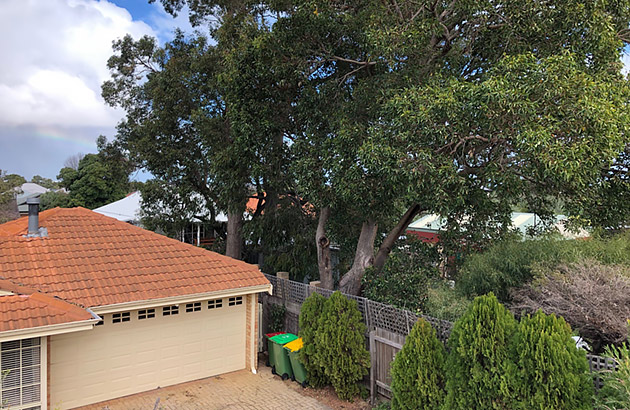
[0, 207, 270, 308]
[0, 292, 93, 332]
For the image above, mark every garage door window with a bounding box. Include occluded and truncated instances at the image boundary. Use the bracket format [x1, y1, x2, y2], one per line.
[1, 337, 42, 410]
[138, 309, 155, 320]
[112, 312, 130, 323]
[228, 296, 243, 306]
[185, 302, 201, 313]
[208, 299, 222, 309]
[163, 305, 179, 316]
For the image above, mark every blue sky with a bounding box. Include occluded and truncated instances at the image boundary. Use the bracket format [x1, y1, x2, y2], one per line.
[0, 0, 196, 181]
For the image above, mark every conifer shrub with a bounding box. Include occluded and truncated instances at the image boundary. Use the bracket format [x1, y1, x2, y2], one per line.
[595, 320, 630, 410]
[508, 310, 593, 410]
[390, 318, 446, 409]
[298, 292, 328, 388]
[314, 291, 370, 400]
[444, 292, 517, 409]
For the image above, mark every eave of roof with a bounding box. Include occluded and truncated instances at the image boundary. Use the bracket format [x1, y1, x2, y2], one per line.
[0, 292, 98, 342]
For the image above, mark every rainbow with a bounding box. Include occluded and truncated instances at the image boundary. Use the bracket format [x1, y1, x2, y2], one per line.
[33, 126, 99, 149]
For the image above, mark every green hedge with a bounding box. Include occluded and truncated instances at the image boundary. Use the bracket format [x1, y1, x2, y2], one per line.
[508, 310, 593, 410]
[391, 318, 446, 410]
[299, 291, 370, 400]
[391, 293, 594, 409]
[298, 292, 328, 387]
[444, 293, 517, 409]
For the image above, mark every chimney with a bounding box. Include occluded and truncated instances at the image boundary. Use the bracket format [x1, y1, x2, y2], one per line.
[27, 197, 40, 235]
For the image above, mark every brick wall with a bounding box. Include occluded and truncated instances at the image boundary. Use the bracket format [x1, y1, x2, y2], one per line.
[245, 294, 259, 372]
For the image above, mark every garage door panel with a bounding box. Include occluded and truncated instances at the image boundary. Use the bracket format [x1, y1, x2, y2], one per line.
[51, 302, 247, 409]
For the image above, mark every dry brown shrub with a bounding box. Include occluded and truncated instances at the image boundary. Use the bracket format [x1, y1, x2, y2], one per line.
[510, 260, 630, 352]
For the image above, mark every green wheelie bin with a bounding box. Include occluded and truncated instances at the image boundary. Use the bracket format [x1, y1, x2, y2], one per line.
[268, 333, 298, 380]
[284, 337, 308, 387]
[265, 332, 285, 367]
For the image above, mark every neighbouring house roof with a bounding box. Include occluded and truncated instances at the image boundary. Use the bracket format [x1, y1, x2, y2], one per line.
[0, 207, 270, 310]
[16, 183, 50, 213]
[407, 212, 589, 239]
[0, 292, 94, 333]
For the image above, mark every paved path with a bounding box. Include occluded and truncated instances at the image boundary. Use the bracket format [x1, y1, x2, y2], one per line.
[76, 365, 331, 410]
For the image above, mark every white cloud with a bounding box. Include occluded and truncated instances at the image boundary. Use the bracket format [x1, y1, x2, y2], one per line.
[0, 0, 157, 128]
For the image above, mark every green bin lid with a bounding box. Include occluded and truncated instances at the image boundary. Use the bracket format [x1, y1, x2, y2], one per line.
[269, 333, 298, 345]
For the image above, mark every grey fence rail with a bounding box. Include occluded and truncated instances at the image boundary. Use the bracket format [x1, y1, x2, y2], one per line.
[263, 273, 453, 342]
[262, 273, 617, 394]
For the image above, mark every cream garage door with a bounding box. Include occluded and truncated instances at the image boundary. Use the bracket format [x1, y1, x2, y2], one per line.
[50, 298, 246, 410]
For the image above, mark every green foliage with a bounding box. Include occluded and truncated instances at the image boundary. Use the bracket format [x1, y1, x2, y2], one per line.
[508, 310, 593, 410]
[596, 342, 630, 410]
[39, 191, 71, 210]
[444, 293, 517, 409]
[30, 175, 59, 189]
[362, 239, 439, 312]
[423, 280, 471, 322]
[391, 319, 446, 410]
[123, 0, 630, 291]
[298, 292, 328, 388]
[268, 304, 286, 333]
[457, 233, 630, 301]
[314, 292, 370, 400]
[53, 138, 133, 210]
[0, 170, 24, 223]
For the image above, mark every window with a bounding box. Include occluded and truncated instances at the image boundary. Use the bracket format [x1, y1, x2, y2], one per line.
[95, 316, 104, 326]
[208, 299, 223, 309]
[228, 296, 243, 306]
[138, 309, 155, 320]
[112, 312, 130, 323]
[162, 305, 179, 316]
[1, 338, 42, 410]
[185, 302, 201, 313]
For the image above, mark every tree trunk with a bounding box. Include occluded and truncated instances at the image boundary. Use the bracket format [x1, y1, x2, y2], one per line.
[316, 206, 334, 289]
[339, 220, 378, 295]
[373, 204, 423, 271]
[225, 210, 243, 259]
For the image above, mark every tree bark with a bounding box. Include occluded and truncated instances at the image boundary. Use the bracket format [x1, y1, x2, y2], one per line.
[373, 204, 424, 271]
[316, 206, 334, 289]
[225, 210, 243, 259]
[339, 220, 378, 295]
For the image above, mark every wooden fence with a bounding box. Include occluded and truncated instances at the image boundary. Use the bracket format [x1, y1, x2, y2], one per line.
[261, 274, 618, 401]
[369, 328, 405, 402]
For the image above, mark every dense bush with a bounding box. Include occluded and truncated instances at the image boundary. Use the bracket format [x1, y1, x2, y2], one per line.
[390, 318, 446, 410]
[268, 303, 286, 333]
[298, 292, 329, 388]
[596, 342, 630, 410]
[508, 310, 593, 410]
[314, 291, 370, 400]
[362, 238, 439, 312]
[423, 280, 471, 322]
[444, 293, 517, 409]
[511, 261, 630, 350]
[457, 233, 630, 302]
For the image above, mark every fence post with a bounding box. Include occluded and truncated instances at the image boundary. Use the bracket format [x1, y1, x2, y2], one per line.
[369, 330, 376, 405]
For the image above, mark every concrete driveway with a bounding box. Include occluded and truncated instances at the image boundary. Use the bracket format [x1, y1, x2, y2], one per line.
[76, 365, 331, 410]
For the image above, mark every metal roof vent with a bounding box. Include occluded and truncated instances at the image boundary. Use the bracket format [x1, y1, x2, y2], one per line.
[25, 197, 47, 238]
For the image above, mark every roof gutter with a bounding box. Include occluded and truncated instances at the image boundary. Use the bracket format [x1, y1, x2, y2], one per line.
[90, 283, 273, 315]
[0, 317, 100, 343]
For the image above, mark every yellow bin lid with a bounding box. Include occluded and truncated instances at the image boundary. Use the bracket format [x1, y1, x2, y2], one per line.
[284, 337, 303, 352]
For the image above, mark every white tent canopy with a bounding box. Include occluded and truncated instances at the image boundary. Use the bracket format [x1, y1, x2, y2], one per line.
[93, 191, 143, 223]
[93, 191, 228, 224]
